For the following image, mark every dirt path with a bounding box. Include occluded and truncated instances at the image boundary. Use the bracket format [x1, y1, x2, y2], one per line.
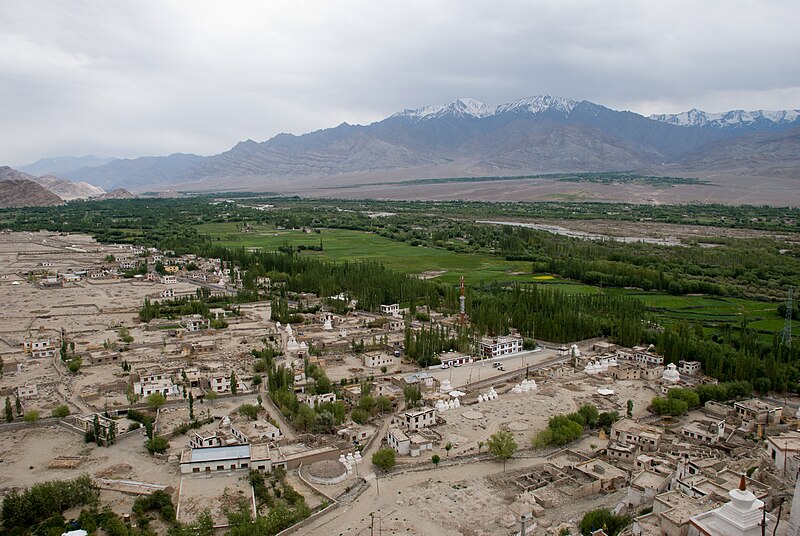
[261, 390, 296, 441]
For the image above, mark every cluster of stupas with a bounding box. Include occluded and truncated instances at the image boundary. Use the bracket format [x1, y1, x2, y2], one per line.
[477, 387, 498, 403]
[338, 451, 362, 474]
[277, 323, 308, 355]
[435, 397, 462, 412]
[583, 356, 618, 375]
[510, 379, 537, 394]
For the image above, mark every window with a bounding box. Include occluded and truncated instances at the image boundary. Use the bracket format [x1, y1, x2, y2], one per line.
[217, 465, 224, 470]
[193, 467, 200, 473]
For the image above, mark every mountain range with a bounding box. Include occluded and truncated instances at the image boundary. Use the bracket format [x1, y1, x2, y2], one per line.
[18, 96, 800, 194]
[0, 166, 106, 208]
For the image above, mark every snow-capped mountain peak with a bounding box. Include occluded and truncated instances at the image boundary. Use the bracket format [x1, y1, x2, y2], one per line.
[649, 107, 800, 128]
[391, 95, 579, 122]
[496, 95, 578, 115]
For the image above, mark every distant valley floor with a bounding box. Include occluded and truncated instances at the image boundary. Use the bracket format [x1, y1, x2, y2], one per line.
[174, 170, 800, 206]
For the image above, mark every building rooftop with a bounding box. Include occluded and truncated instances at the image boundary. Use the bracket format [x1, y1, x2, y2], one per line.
[657, 490, 720, 526]
[734, 398, 781, 412]
[608, 441, 638, 454]
[631, 470, 668, 491]
[185, 444, 250, 463]
[612, 418, 664, 436]
[766, 431, 800, 452]
[389, 427, 409, 442]
[574, 459, 627, 481]
[404, 407, 435, 418]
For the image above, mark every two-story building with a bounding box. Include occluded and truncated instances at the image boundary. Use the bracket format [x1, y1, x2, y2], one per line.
[681, 419, 726, 443]
[181, 315, 210, 332]
[765, 432, 800, 478]
[610, 419, 664, 452]
[363, 353, 394, 369]
[22, 337, 55, 359]
[208, 373, 249, 394]
[478, 334, 523, 359]
[678, 360, 702, 376]
[734, 399, 782, 425]
[380, 304, 400, 316]
[404, 407, 436, 431]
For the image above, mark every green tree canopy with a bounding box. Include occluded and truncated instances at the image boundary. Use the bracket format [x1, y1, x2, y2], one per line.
[487, 430, 518, 471]
[372, 448, 396, 472]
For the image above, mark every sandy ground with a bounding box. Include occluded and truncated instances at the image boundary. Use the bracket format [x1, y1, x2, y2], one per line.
[284, 174, 800, 207]
[297, 454, 626, 536]
[0, 424, 178, 515]
[178, 472, 253, 525]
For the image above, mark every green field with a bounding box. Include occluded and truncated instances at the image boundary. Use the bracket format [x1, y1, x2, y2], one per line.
[198, 223, 538, 285]
[198, 222, 789, 335]
[611, 290, 791, 337]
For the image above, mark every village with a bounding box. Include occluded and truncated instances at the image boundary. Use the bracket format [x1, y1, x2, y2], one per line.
[1, 229, 800, 535]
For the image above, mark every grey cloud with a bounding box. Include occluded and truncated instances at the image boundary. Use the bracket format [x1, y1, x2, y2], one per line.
[1, 0, 798, 166]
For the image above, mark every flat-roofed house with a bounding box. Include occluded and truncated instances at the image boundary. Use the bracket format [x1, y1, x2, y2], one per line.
[610, 419, 664, 452]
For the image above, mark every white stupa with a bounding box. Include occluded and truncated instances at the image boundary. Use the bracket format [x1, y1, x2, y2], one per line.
[584, 362, 600, 375]
[439, 378, 454, 393]
[286, 324, 300, 353]
[690, 476, 776, 535]
[323, 316, 333, 330]
[339, 327, 348, 338]
[521, 379, 536, 392]
[662, 363, 680, 383]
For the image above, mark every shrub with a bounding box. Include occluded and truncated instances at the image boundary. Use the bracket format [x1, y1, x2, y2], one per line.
[371, 448, 396, 472]
[51, 405, 70, 419]
[238, 403, 259, 420]
[651, 396, 688, 416]
[145, 436, 170, 454]
[146, 392, 166, 409]
[579, 508, 631, 535]
[351, 408, 369, 425]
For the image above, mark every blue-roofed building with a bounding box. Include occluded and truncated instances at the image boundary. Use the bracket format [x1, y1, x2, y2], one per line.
[179, 443, 272, 474]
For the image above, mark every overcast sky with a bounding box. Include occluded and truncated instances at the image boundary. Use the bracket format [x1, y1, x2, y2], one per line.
[2, 0, 799, 166]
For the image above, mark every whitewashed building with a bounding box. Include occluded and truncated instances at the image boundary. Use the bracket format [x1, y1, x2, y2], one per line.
[478, 334, 523, 359]
[404, 407, 436, 431]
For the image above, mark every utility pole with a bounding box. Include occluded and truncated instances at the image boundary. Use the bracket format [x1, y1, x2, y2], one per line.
[370, 512, 375, 536]
[520, 515, 526, 536]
